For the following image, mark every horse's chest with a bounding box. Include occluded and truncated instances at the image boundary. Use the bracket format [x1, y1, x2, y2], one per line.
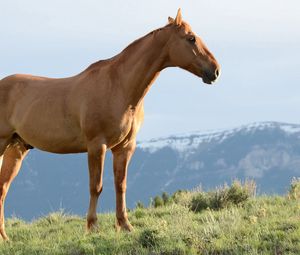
[118, 113, 134, 134]
[102, 113, 135, 147]
[84, 104, 143, 148]
[91, 112, 133, 143]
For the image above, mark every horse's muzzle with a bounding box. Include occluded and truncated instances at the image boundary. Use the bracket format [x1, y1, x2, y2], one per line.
[202, 68, 220, 84]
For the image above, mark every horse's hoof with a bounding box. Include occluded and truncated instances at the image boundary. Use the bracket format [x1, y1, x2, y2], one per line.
[115, 219, 134, 232]
[0, 233, 9, 242]
[86, 218, 99, 233]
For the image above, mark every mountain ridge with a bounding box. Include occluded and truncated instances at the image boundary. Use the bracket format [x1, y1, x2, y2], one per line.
[138, 121, 300, 152]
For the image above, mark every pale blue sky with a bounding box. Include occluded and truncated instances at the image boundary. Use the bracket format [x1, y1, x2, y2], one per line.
[1, 0, 300, 140]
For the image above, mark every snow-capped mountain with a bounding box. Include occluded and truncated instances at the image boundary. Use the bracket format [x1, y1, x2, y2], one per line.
[138, 122, 300, 153]
[6, 122, 300, 220]
[133, 121, 300, 195]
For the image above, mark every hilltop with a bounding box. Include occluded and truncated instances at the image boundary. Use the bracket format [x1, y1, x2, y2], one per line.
[2, 181, 300, 255]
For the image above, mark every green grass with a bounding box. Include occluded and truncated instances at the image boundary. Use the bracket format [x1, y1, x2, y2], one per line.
[1, 181, 300, 255]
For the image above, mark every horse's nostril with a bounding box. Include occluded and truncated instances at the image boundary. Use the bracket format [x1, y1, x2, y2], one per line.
[215, 69, 220, 78]
[204, 68, 220, 83]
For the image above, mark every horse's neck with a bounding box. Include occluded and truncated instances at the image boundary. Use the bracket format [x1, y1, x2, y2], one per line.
[114, 29, 170, 108]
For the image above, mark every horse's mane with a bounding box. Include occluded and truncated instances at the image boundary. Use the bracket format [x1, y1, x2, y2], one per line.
[83, 24, 173, 73]
[121, 26, 169, 53]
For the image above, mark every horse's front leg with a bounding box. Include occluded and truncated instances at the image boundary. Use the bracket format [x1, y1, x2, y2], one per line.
[112, 140, 136, 232]
[86, 140, 107, 231]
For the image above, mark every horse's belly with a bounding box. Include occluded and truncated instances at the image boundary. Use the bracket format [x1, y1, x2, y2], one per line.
[18, 128, 87, 153]
[15, 119, 87, 153]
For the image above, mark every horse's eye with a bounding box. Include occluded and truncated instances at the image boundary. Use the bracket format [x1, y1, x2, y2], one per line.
[188, 36, 196, 43]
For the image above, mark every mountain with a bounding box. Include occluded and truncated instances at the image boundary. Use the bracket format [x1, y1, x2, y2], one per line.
[5, 121, 300, 220]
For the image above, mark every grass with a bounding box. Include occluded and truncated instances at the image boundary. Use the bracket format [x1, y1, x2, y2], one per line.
[1, 180, 300, 255]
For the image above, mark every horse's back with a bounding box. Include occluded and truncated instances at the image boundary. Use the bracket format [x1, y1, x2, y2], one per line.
[0, 74, 55, 119]
[0, 73, 51, 100]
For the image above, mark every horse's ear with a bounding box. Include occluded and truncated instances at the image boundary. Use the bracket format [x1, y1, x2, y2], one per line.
[175, 8, 182, 26]
[168, 16, 174, 24]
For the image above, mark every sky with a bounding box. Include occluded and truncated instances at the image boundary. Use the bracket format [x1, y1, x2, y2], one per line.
[1, 0, 300, 140]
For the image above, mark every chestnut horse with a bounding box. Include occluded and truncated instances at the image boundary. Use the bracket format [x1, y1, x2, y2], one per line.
[0, 9, 220, 240]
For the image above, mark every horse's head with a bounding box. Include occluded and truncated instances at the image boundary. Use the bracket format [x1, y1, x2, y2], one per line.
[166, 9, 220, 84]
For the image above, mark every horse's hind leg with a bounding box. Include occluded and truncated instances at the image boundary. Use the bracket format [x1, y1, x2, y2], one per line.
[0, 139, 9, 167]
[0, 141, 29, 240]
[0, 139, 9, 185]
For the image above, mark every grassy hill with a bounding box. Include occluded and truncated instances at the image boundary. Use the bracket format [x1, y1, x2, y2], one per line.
[1, 180, 300, 255]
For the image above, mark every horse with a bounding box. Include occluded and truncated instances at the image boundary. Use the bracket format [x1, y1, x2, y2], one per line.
[0, 9, 220, 240]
